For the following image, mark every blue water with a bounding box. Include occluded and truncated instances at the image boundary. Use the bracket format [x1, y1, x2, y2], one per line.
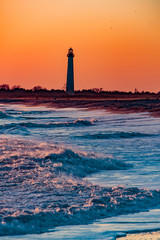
[0, 103, 160, 239]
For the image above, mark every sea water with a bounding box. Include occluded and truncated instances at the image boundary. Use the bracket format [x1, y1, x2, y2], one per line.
[0, 103, 160, 239]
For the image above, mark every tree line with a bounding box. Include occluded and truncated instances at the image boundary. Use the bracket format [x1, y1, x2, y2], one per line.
[0, 84, 159, 94]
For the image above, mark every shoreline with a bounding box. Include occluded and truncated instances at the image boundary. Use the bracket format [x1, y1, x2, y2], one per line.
[0, 97, 160, 117]
[117, 230, 160, 240]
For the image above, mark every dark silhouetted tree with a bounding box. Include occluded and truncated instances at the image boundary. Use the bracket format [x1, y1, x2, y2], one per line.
[32, 86, 46, 91]
[11, 85, 21, 90]
[0, 84, 10, 90]
[92, 88, 103, 93]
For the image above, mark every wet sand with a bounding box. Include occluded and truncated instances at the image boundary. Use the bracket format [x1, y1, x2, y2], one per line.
[117, 231, 160, 240]
[0, 98, 160, 117]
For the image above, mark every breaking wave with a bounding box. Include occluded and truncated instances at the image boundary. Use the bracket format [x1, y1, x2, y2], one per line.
[0, 138, 160, 236]
[45, 149, 129, 177]
[1, 188, 160, 236]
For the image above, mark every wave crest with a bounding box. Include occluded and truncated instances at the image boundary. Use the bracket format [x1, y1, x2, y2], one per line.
[0, 110, 11, 119]
[45, 149, 129, 177]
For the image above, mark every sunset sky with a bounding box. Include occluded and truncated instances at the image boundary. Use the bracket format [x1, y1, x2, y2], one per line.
[0, 0, 160, 91]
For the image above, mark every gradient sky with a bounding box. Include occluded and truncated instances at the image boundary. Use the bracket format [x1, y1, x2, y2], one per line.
[0, 0, 160, 91]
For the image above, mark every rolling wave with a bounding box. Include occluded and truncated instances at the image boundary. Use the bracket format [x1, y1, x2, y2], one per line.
[45, 149, 129, 177]
[0, 119, 96, 131]
[0, 110, 11, 119]
[77, 131, 155, 139]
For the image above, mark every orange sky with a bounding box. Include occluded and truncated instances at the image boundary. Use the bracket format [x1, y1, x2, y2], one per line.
[0, 0, 160, 91]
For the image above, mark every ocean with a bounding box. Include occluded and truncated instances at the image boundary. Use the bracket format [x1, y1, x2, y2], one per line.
[0, 103, 160, 239]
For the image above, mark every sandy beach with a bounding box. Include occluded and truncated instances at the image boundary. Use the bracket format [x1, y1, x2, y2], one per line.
[0, 97, 160, 117]
[117, 231, 160, 240]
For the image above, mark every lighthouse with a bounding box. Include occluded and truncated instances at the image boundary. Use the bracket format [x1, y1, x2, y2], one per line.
[66, 48, 74, 94]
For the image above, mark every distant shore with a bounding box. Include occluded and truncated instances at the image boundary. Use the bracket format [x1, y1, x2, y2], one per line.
[0, 95, 160, 117]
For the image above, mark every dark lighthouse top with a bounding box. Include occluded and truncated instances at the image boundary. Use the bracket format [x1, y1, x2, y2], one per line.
[67, 48, 75, 58]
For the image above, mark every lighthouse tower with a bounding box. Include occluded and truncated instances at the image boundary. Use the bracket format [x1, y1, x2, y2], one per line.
[66, 48, 74, 94]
